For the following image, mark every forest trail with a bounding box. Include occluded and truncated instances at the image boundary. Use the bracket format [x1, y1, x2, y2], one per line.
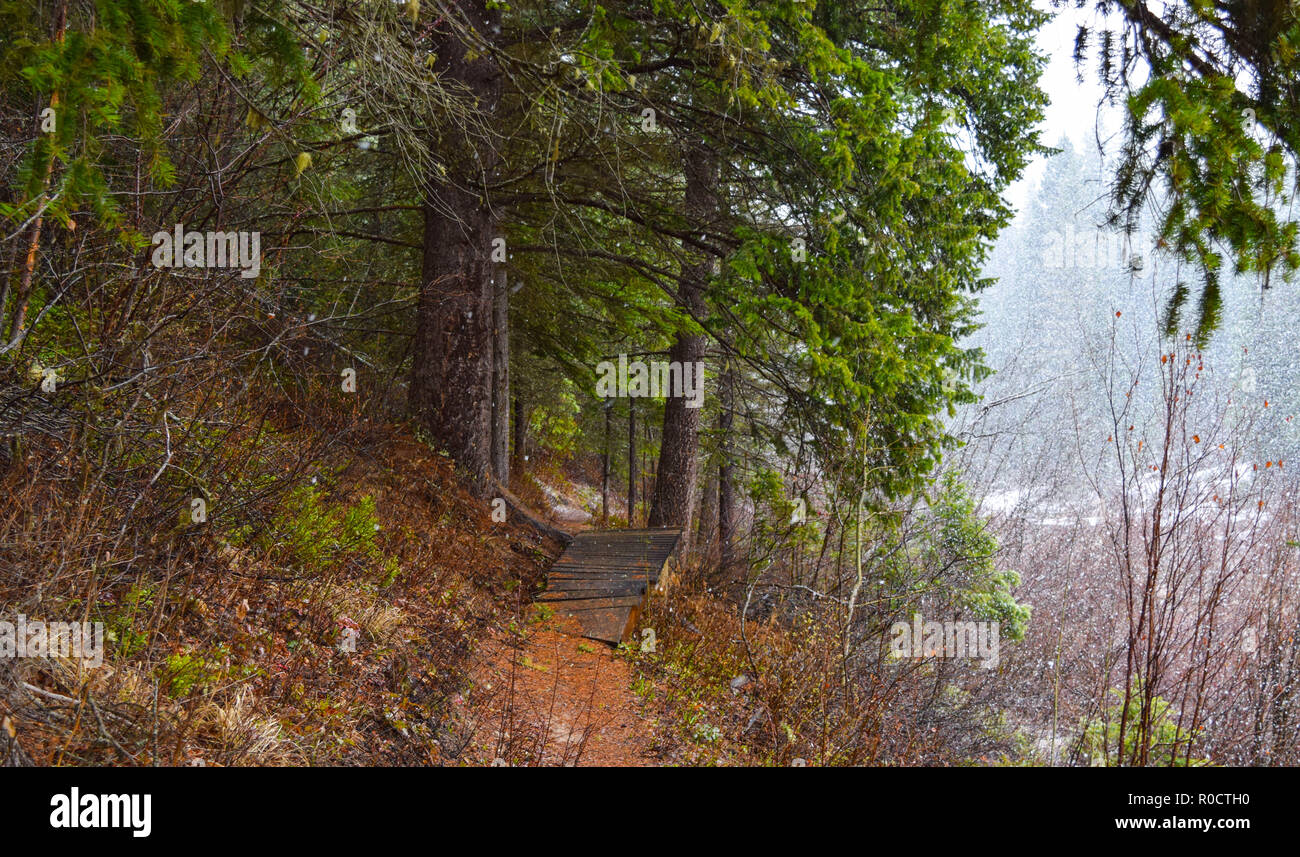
[467, 614, 661, 766]
[458, 491, 671, 766]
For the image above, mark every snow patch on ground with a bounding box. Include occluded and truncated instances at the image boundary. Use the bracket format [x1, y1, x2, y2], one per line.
[534, 477, 593, 525]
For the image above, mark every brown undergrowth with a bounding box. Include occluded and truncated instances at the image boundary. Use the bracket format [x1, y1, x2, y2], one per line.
[0, 408, 575, 766]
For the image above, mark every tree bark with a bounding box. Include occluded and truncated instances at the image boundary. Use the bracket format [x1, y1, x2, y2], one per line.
[512, 392, 527, 472]
[647, 142, 718, 540]
[602, 403, 612, 526]
[491, 267, 509, 485]
[409, 3, 501, 497]
[627, 400, 637, 525]
[697, 456, 718, 560]
[719, 360, 737, 571]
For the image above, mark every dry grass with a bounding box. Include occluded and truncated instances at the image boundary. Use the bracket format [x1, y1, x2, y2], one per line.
[0, 409, 563, 766]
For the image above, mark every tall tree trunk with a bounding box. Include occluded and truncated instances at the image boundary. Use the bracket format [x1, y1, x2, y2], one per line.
[627, 400, 637, 525]
[490, 267, 509, 485]
[643, 417, 652, 522]
[602, 403, 612, 526]
[719, 360, 737, 571]
[697, 456, 718, 560]
[409, 4, 501, 497]
[512, 392, 527, 472]
[647, 142, 718, 539]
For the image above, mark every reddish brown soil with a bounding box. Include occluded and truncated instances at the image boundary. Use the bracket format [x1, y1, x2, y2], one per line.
[460, 615, 662, 766]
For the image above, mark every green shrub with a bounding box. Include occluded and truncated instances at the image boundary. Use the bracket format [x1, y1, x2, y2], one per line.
[1081, 679, 1206, 766]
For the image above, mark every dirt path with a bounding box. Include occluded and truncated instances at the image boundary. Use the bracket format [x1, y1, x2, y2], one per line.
[452, 481, 667, 766]
[464, 615, 661, 766]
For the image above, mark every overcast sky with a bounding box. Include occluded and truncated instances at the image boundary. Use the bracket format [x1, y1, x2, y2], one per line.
[1005, 2, 1118, 213]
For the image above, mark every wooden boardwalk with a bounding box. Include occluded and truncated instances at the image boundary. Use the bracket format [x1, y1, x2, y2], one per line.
[538, 528, 683, 644]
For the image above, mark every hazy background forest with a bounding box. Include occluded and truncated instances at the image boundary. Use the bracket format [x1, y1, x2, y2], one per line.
[2, 0, 1300, 767]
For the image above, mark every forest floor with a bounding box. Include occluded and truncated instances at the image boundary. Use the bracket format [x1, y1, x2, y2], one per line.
[1, 421, 731, 767]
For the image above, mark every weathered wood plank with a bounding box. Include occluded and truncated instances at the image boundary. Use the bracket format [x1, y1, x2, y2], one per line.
[539, 527, 682, 644]
[540, 582, 647, 599]
[544, 595, 645, 610]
